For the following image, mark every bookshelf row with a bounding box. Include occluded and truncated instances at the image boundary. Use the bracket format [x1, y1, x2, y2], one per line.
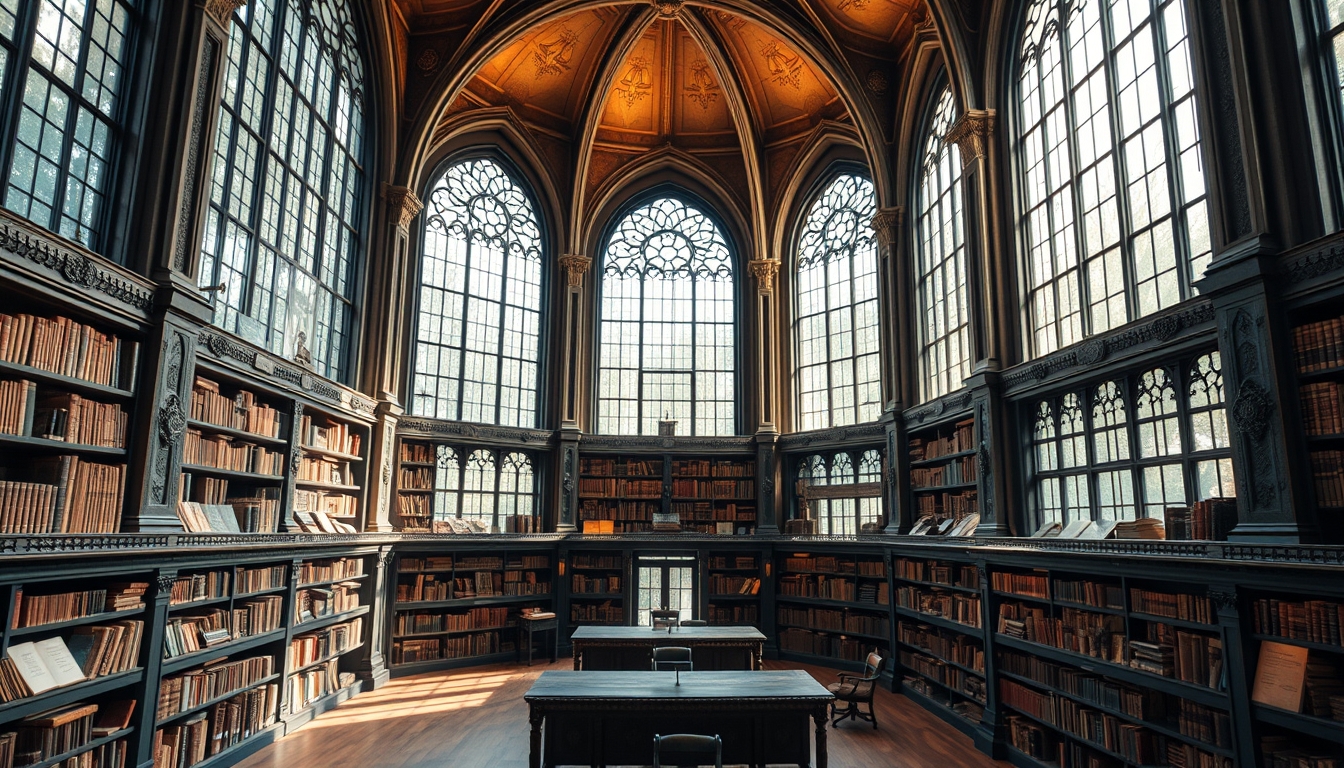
[574, 453, 757, 535]
[0, 549, 376, 768]
[393, 439, 542, 535]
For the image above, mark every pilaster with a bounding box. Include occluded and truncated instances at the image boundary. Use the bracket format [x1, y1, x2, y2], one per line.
[748, 258, 781, 433]
[366, 401, 402, 532]
[127, 310, 202, 531]
[882, 411, 908, 534]
[966, 371, 1011, 537]
[371, 185, 423, 405]
[556, 431, 581, 532]
[755, 434, 780, 534]
[871, 208, 904, 411]
[558, 254, 592, 429]
[945, 109, 1003, 370]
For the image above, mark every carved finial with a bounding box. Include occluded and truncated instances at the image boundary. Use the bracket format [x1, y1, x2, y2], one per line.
[651, 0, 684, 17]
[747, 259, 779, 291]
[944, 109, 997, 170]
[870, 207, 903, 253]
[558, 254, 592, 288]
[384, 185, 424, 230]
[202, 0, 247, 27]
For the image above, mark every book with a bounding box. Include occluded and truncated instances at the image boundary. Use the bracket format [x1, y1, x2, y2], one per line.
[92, 700, 135, 737]
[1252, 640, 1310, 711]
[5, 638, 86, 695]
[1058, 520, 1093, 539]
[1031, 521, 1062, 537]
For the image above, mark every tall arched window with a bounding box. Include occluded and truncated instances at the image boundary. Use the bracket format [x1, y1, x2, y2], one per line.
[0, 0, 138, 253]
[410, 158, 543, 427]
[198, 0, 368, 382]
[794, 173, 880, 430]
[1016, 0, 1210, 357]
[596, 195, 736, 436]
[915, 86, 971, 401]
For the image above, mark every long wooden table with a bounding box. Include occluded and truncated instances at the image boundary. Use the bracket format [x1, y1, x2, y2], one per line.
[570, 626, 766, 670]
[524, 670, 834, 768]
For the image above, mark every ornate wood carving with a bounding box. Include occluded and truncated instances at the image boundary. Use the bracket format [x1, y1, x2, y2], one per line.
[0, 217, 153, 312]
[202, 0, 246, 27]
[397, 418, 555, 446]
[582, 434, 755, 452]
[151, 332, 190, 505]
[196, 330, 376, 418]
[777, 423, 885, 450]
[902, 391, 974, 427]
[558, 254, 592, 288]
[944, 109, 996, 170]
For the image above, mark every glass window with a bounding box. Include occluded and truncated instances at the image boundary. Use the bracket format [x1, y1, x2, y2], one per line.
[794, 173, 881, 430]
[1026, 351, 1233, 530]
[795, 449, 885, 535]
[915, 86, 972, 401]
[410, 157, 543, 427]
[198, 0, 367, 382]
[431, 444, 536, 532]
[596, 196, 736, 436]
[0, 0, 138, 252]
[1016, 0, 1210, 357]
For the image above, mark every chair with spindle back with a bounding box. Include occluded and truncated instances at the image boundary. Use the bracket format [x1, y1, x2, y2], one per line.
[827, 651, 884, 728]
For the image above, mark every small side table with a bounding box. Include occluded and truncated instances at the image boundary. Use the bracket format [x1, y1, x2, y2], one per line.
[519, 615, 558, 666]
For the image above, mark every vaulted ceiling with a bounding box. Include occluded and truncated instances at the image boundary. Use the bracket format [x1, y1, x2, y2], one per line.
[389, 0, 930, 244]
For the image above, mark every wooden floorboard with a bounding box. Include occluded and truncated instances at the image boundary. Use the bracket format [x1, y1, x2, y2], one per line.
[235, 660, 1007, 768]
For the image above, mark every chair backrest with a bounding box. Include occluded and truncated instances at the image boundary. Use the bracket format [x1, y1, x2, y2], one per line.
[680, 619, 707, 627]
[652, 646, 693, 670]
[653, 733, 722, 768]
[651, 609, 680, 629]
[863, 652, 885, 680]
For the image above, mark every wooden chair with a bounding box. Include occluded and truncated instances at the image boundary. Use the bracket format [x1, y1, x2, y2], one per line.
[653, 733, 722, 768]
[651, 609, 680, 630]
[651, 646, 693, 671]
[827, 652, 884, 728]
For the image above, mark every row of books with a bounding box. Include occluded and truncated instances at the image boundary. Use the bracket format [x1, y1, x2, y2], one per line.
[579, 458, 661, 476]
[162, 597, 283, 659]
[577, 500, 658, 521]
[708, 556, 757, 570]
[911, 455, 977, 489]
[571, 575, 621, 594]
[1252, 597, 1344, 646]
[236, 565, 286, 595]
[913, 492, 978, 519]
[1132, 589, 1215, 624]
[399, 442, 433, 463]
[707, 575, 761, 595]
[152, 685, 276, 768]
[782, 555, 847, 573]
[0, 313, 125, 388]
[284, 661, 355, 713]
[389, 631, 507, 664]
[909, 419, 974, 462]
[156, 655, 274, 720]
[669, 459, 754, 477]
[576, 478, 661, 498]
[293, 583, 360, 624]
[12, 583, 146, 629]
[1292, 316, 1344, 373]
[1164, 498, 1238, 541]
[8, 701, 133, 768]
[895, 559, 979, 589]
[992, 571, 1049, 598]
[777, 628, 876, 661]
[1311, 450, 1344, 508]
[292, 489, 359, 522]
[398, 467, 432, 490]
[297, 456, 355, 486]
[191, 378, 282, 439]
[570, 602, 622, 624]
[707, 604, 758, 625]
[898, 622, 985, 672]
[669, 501, 755, 522]
[169, 571, 230, 606]
[183, 431, 283, 476]
[396, 493, 430, 523]
[1053, 579, 1123, 610]
[1299, 380, 1344, 435]
[298, 558, 364, 585]
[175, 501, 279, 535]
[394, 607, 509, 636]
[901, 650, 986, 702]
[895, 586, 982, 628]
[669, 479, 753, 498]
[0, 456, 125, 534]
[0, 383, 127, 447]
[298, 415, 360, 455]
[778, 574, 855, 601]
[0, 622, 143, 701]
[288, 618, 362, 668]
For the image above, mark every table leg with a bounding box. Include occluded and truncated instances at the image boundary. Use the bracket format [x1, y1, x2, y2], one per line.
[573, 649, 582, 671]
[528, 706, 543, 768]
[813, 705, 828, 768]
[550, 628, 557, 663]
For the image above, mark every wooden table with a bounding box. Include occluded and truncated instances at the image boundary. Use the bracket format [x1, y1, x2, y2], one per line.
[570, 626, 765, 671]
[524, 670, 834, 768]
[519, 615, 558, 666]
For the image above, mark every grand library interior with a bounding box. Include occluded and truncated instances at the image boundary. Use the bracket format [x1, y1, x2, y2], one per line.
[2, 0, 1344, 766]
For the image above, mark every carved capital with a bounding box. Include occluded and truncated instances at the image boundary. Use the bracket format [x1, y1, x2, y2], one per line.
[944, 109, 997, 170]
[651, 0, 684, 17]
[870, 207, 903, 252]
[558, 254, 592, 288]
[384, 185, 423, 230]
[747, 259, 779, 291]
[202, 0, 246, 27]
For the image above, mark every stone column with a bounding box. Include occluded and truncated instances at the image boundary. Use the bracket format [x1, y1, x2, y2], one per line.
[871, 208, 904, 410]
[555, 254, 591, 532]
[944, 109, 1002, 370]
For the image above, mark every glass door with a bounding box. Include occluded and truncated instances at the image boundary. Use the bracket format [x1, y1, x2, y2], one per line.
[636, 555, 697, 626]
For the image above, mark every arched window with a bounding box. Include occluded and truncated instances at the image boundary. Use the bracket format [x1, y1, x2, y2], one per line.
[498, 452, 536, 526]
[794, 449, 886, 535]
[0, 0, 138, 252]
[596, 195, 736, 436]
[1016, 0, 1210, 357]
[461, 449, 496, 527]
[430, 444, 538, 533]
[794, 173, 881, 430]
[410, 158, 543, 427]
[915, 86, 971, 401]
[198, 0, 367, 382]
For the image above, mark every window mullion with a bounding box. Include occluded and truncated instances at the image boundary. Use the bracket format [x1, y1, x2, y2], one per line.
[0, 1, 39, 195]
[1098, 6, 1142, 327]
[456, 237, 473, 422]
[1149, 0, 1196, 297]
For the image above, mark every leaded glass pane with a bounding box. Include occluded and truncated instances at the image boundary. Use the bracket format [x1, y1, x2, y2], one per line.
[198, 0, 366, 382]
[597, 196, 736, 436]
[916, 87, 972, 402]
[1016, 0, 1209, 357]
[794, 173, 881, 429]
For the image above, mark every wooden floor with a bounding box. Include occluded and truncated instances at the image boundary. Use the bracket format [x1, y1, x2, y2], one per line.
[235, 659, 1008, 768]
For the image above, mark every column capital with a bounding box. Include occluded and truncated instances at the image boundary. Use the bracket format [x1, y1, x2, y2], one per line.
[944, 109, 997, 170]
[201, 0, 247, 27]
[383, 185, 424, 230]
[558, 254, 593, 288]
[869, 207, 903, 252]
[747, 258, 779, 291]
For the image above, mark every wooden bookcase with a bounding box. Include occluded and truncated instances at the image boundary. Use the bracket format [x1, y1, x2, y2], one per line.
[389, 548, 555, 675]
[891, 555, 988, 736]
[0, 298, 143, 534]
[292, 406, 365, 529]
[577, 452, 757, 535]
[1290, 314, 1344, 543]
[564, 549, 626, 633]
[395, 438, 434, 532]
[391, 435, 545, 534]
[774, 549, 891, 671]
[907, 414, 980, 535]
[705, 553, 763, 627]
[990, 564, 1236, 768]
